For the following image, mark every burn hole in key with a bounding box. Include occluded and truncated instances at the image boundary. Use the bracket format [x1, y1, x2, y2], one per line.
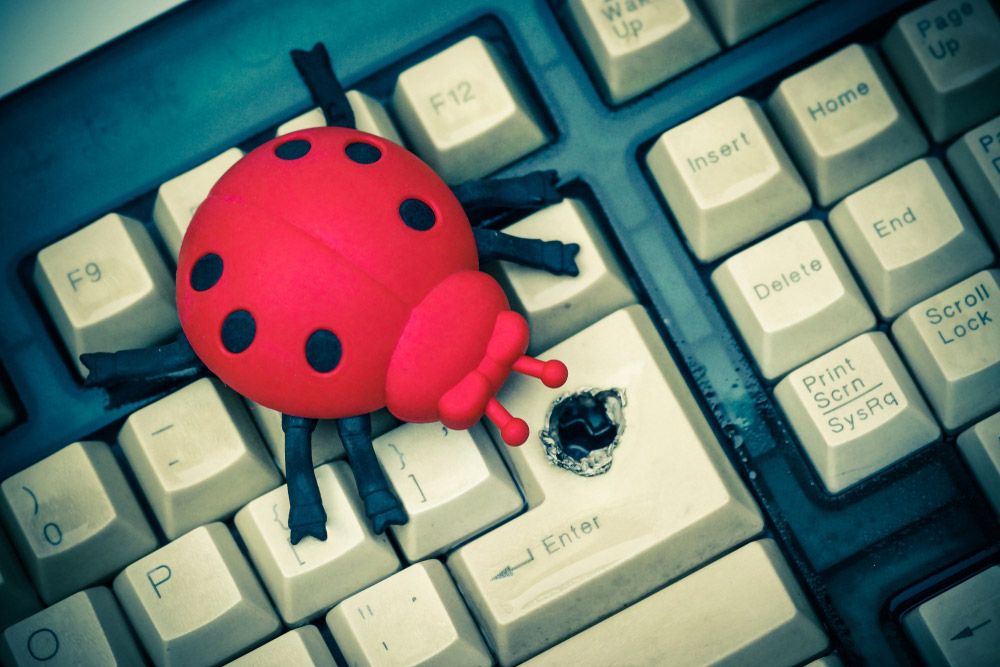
[540, 388, 626, 476]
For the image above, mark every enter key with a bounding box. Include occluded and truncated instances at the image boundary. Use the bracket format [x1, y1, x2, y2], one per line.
[446, 306, 763, 666]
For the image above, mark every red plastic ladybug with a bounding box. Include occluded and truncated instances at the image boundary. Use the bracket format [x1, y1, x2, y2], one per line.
[81, 43, 579, 544]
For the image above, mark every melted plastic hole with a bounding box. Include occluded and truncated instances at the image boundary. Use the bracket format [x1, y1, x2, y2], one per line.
[540, 388, 626, 476]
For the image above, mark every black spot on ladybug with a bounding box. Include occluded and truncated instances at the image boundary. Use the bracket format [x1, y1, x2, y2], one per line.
[275, 139, 311, 160]
[345, 142, 381, 164]
[399, 199, 436, 231]
[190, 253, 223, 291]
[221, 310, 256, 353]
[305, 329, 342, 373]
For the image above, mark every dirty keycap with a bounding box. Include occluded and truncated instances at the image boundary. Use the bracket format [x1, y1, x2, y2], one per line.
[0, 588, 144, 667]
[774, 332, 940, 493]
[711, 220, 875, 379]
[828, 157, 993, 319]
[277, 90, 402, 143]
[524, 540, 827, 666]
[883, 0, 1000, 141]
[153, 148, 244, 259]
[892, 270, 1000, 430]
[768, 44, 927, 205]
[902, 565, 1000, 667]
[487, 199, 637, 353]
[33, 213, 178, 377]
[234, 462, 400, 626]
[392, 36, 547, 182]
[372, 422, 523, 561]
[0, 441, 157, 604]
[118, 377, 281, 539]
[566, 0, 719, 103]
[447, 306, 762, 665]
[327, 561, 492, 667]
[113, 523, 281, 667]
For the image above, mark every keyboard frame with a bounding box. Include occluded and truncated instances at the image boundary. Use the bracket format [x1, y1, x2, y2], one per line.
[1, 0, 997, 663]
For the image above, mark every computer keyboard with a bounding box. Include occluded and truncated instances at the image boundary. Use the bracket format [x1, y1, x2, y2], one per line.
[0, 0, 998, 665]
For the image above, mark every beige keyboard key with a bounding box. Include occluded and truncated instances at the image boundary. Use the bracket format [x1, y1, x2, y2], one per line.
[892, 270, 1000, 430]
[829, 157, 993, 318]
[957, 412, 1000, 516]
[524, 540, 827, 666]
[448, 306, 763, 666]
[646, 96, 811, 261]
[774, 332, 940, 493]
[486, 199, 637, 353]
[373, 422, 523, 561]
[903, 565, 999, 667]
[0, 441, 157, 604]
[33, 213, 178, 376]
[0, 528, 40, 631]
[277, 90, 403, 143]
[768, 44, 928, 205]
[0, 588, 144, 666]
[947, 114, 1000, 245]
[699, 0, 818, 45]
[566, 0, 719, 103]
[153, 148, 244, 259]
[119, 377, 281, 539]
[246, 402, 396, 476]
[234, 462, 399, 626]
[226, 626, 335, 667]
[114, 522, 281, 667]
[806, 656, 846, 667]
[392, 36, 547, 183]
[327, 561, 491, 667]
[711, 220, 875, 380]
[883, 0, 1000, 142]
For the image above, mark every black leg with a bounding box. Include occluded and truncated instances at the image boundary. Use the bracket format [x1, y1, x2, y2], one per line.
[337, 414, 407, 534]
[80, 334, 203, 386]
[474, 228, 580, 276]
[283, 415, 327, 544]
[453, 170, 562, 218]
[290, 43, 356, 129]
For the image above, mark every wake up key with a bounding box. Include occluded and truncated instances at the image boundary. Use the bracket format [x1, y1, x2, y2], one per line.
[893, 270, 1000, 431]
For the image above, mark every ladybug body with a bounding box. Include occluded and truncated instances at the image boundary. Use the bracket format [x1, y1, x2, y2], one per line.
[82, 42, 578, 543]
[176, 127, 564, 443]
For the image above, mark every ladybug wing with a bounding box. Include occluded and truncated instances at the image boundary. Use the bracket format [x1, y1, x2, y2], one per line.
[212, 127, 477, 307]
[177, 194, 409, 419]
